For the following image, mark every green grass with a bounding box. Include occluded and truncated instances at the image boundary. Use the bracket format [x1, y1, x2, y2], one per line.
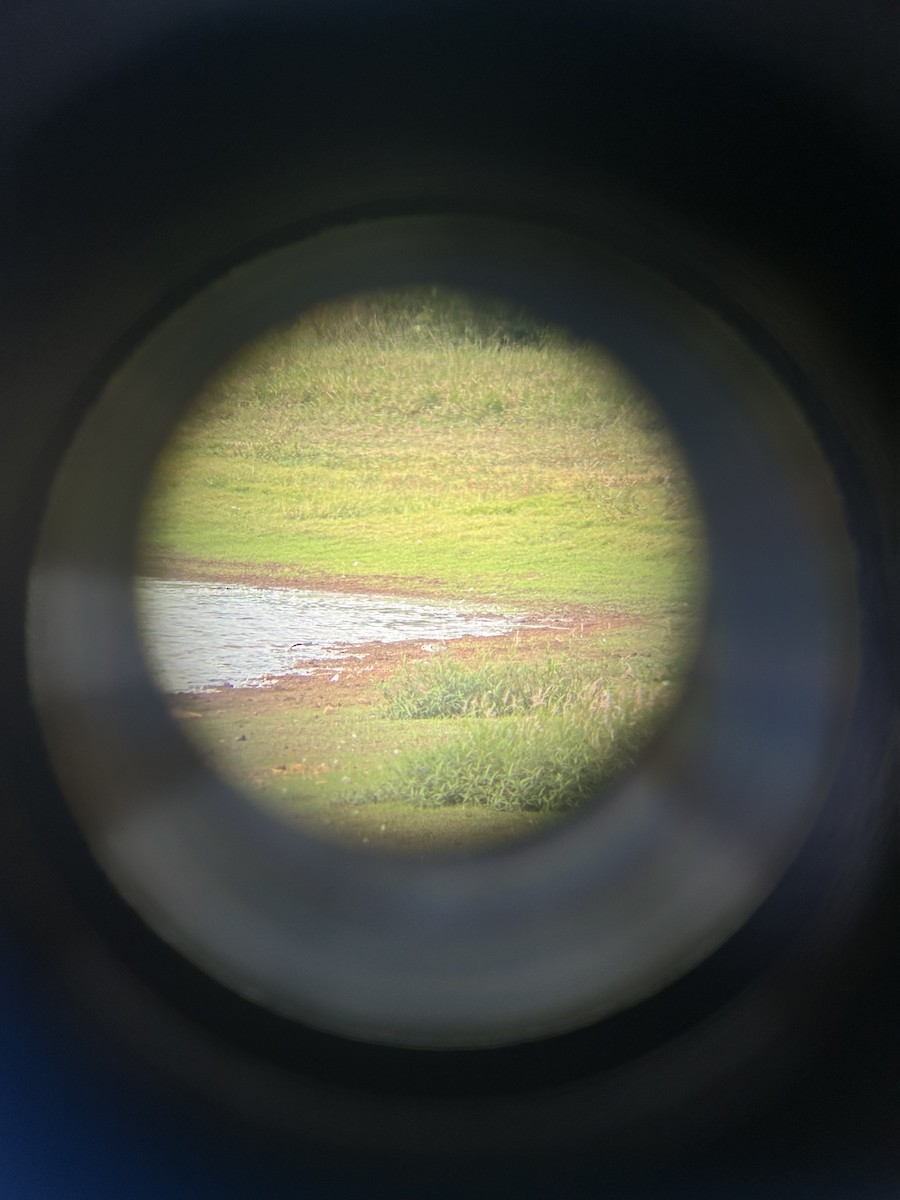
[187, 680, 664, 845]
[182, 623, 683, 840]
[355, 703, 659, 814]
[138, 287, 706, 614]
[353, 648, 673, 814]
[378, 651, 667, 720]
[187, 697, 564, 850]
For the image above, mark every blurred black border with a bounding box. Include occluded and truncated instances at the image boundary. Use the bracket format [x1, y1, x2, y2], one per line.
[1, 2, 897, 1196]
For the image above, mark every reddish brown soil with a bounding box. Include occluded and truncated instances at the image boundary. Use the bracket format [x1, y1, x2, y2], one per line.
[141, 552, 497, 602]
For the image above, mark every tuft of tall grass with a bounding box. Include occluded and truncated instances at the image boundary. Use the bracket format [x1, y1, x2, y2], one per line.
[378, 654, 668, 720]
[351, 704, 655, 814]
[354, 655, 673, 814]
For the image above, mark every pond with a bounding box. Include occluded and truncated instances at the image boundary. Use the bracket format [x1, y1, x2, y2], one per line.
[136, 578, 535, 694]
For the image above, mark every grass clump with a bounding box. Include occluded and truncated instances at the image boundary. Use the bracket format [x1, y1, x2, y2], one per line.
[364, 655, 671, 814]
[353, 705, 651, 814]
[379, 653, 665, 721]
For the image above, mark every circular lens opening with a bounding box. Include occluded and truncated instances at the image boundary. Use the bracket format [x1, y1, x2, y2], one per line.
[134, 286, 708, 855]
[26, 216, 858, 1050]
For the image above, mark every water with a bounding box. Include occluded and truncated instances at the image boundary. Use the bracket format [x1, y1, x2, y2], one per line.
[136, 578, 533, 693]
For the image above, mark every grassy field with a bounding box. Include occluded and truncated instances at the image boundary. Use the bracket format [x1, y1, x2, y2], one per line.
[171, 619, 676, 852]
[137, 288, 708, 853]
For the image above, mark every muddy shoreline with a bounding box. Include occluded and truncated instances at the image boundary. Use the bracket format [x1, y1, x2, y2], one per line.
[139, 552, 631, 621]
[167, 613, 637, 718]
[144, 555, 641, 714]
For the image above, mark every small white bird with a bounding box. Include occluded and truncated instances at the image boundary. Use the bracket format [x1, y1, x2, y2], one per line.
[329, 672, 340, 683]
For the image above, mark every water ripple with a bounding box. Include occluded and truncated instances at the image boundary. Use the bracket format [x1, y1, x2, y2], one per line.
[136, 578, 527, 693]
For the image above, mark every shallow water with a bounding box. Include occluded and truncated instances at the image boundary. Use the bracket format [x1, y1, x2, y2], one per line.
[136, 578, 531, 693]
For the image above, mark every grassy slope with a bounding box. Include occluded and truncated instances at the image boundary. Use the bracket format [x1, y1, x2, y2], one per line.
[138, 314, 706, 614]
